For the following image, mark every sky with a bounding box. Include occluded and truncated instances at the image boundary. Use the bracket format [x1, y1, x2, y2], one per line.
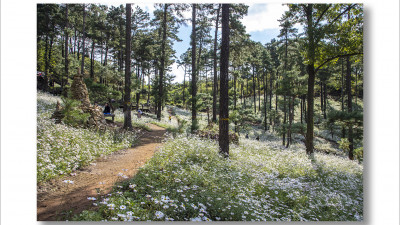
[170, 3, 288, 83]
[127, 3, 289, 83]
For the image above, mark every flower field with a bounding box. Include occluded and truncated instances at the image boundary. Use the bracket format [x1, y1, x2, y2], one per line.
[37, 92, 139, 182]
[74, 134, 363, 221]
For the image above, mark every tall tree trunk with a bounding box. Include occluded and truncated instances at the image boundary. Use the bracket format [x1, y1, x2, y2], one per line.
[346, 56, 354, 160]
[233, 68, 237, 110]
[183, 65, 186, 109]
[77, 38, 81, 61]
[191, 4, 198, 132]
[148, 67, 151, 104]
[300, 96, 303, 124]
[104, 41, 108, 66]
[323, 82, 327, 119]
[341, 58, 346, 138]
[212, 4, 221, 123]
[234, 68, 237, 133]
[61, 37, 65, 58]
[263, 72, 268, 130]
[64, 4, 69, 90]
[219, 4, 230, 157]
[240, 81, 243, 105]
[74, 28, 77, 55]
[275, 71, 278, 112]
[305, 4, 315, 156]
[252, 66, 256, 113]
[123, 3, 132, 129]
[283, 95, 287, 146]
[90, 39, 95, 79]
[81, 4, 86, 74]
[355, 67, 358, 106]
[158, 4, 169, 120]
[258, 71, 261, 112]
[44, 34, 49, 91]
[320, 81, 324, 112]
[269, 72, 273, 110]
[48, 36, 54, 87]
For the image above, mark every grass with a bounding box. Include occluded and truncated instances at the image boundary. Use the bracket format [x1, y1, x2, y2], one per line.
[37, 91, 140, 183]
[38, 91, 363, 221]
[74, 134, 363, 221]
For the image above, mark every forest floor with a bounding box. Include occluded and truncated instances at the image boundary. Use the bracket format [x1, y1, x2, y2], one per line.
[37, 123, 167, 221]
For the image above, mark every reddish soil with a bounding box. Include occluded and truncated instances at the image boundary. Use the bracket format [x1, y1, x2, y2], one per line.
[37, 123, 166, 221]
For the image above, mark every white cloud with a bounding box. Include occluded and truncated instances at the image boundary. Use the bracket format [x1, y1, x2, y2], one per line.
[135, 3, 155, 14]
[171, 62, 186, 83]
[241, 3, 289, 33]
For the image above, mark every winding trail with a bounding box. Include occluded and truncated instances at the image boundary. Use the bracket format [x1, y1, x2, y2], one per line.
[37, 123, 166, 221]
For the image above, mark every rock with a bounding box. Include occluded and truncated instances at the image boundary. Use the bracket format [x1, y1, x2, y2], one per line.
[51, 101, 64, 124]
[70, 68, 91, 107]
[53, 68, 107, 129]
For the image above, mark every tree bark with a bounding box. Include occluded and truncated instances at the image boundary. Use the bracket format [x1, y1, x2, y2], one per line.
[219, 4, 230, 157]
[64, 4, 69, 89]
[183, 64, 186, 108]
[158, 4, 169, 120]
[81, 4, 86, 74]
[346, 56, 354, 160]
[123, 3, 132, 129]
[191, 4, 198, 131]
[305, 4, 315, 155]
[212, 4, 221, 123]
[252, 66, 256, 113]
[90, 39, 95, 79]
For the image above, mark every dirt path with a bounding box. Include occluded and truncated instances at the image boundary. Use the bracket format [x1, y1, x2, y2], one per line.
[37, 123, 166, 221]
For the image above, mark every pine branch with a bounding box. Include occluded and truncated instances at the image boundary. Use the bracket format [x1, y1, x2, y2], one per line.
[315, 52, 362, 72]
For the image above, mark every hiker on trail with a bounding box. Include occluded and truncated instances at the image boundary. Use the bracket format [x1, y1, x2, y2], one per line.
[169, 115, 171, 122]
[137, 109, 142, 118]
[103, 103, 111, 114]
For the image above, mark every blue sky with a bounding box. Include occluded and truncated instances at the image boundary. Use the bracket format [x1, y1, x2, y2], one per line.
[132, 3, 289, 83]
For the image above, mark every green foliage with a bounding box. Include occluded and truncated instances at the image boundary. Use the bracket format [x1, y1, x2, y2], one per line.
[338, 138, 350, 153]
[84, 78, 121, 104]
[60, 97, 90, 126]
[354, 147, 363, 162]
[74, 135, 363, 221]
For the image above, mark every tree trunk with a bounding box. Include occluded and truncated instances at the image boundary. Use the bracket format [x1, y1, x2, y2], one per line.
[104, 41, 108, 66]
[81, 4, 86, 74]
[258, 71, 261, 112]
[341, 58, 346, 138]
[158, 4, 169, 120]
[212, 4, 221, 123]
[219, 4, 230, 157]
[323, 82, 327, 119]
[123, 3, 132, 129]
[283, 95, 287, 146]
[300, 96, 303, 124]
[74, 28, 77, 56]
[346, 56, 354, 160]
[305, 4, 315, 156]
[269, 72, 273, 110]
[252, 66, 256, 113]
[90, 39, 95, 79]
[64, 4, 69, 90]
[44, 34, 49, 91]
[48, 36, 54, 87]
[191, 3, 197, 131]
[183, 65, 186, 109]
[263, 72, 268, 130]
[275, 71, 278, 112]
